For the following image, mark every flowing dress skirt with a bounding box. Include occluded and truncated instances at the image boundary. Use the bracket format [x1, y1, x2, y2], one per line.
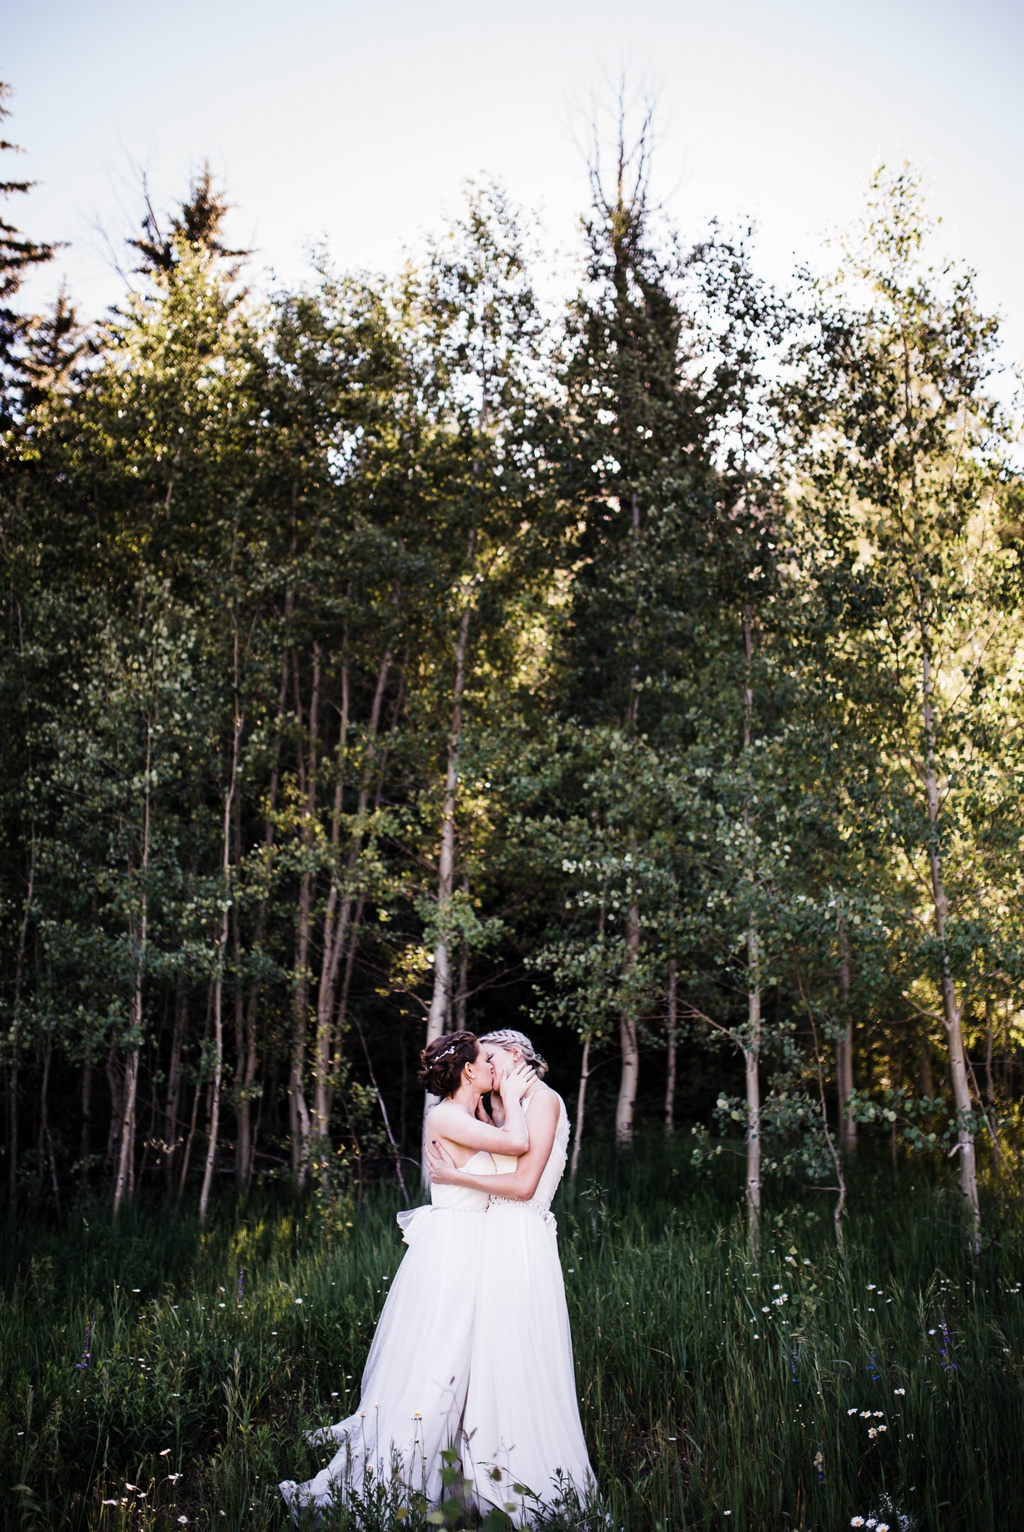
[465, 1112, 595, 1524]
[280, 1192, 489, 1521]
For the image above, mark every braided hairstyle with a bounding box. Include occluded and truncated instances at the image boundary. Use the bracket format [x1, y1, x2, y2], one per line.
[477, 1028, 549, 1079]
[417, 1030, 481, 1098]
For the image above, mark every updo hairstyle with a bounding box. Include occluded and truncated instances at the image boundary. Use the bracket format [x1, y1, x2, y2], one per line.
[478, 1028, 549, 1078]
[418, 1030, 481, 1098]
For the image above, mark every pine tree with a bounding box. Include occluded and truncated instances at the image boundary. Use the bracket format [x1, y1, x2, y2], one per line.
[0, 82, 56, 429]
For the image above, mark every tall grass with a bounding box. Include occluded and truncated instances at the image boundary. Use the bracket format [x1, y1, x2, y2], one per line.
[1, 1137, 1022, 1530]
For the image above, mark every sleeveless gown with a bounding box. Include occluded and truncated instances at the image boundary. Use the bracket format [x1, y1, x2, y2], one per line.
[466, 1090, 596, 1524]
[279, 1149, 496, 1520]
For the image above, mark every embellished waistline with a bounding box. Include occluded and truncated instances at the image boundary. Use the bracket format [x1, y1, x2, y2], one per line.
[487, 1195, 555, 1225]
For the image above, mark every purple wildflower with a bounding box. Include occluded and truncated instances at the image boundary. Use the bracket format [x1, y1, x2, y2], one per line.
[939, 1322, 957, 1372]
[74, 1312, 94, 1371]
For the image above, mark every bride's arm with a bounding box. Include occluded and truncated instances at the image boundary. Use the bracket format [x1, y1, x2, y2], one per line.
[428, 1091, 560, 1200]
[427, 1063, 533, 1158]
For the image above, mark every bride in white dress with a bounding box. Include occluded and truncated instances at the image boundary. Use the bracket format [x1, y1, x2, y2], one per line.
[280, 1030, 533, 1522]
[427, 1028, 596, 1525]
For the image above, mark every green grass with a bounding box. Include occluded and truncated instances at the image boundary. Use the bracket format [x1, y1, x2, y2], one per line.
[1, 1138, 1022, 1530]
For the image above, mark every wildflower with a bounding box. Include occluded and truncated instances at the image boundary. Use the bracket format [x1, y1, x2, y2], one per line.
[939, 1321, 957, 1371]
[159, 1448, 171, 1457]
[178, 1519, 189, 1526]
[847, 1408, 858, 1415]
[237, 1268, 245, 1301]
[851, 1516, 865, 1526]
[894, 1387, 906, 1396]
[74, 1312, 95, 1371]
[295, 1298, 303, 1305]
[868, 1427, 879, 1438]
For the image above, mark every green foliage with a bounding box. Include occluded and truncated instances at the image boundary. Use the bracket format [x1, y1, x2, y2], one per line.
[1, 1139, 1022, 1529]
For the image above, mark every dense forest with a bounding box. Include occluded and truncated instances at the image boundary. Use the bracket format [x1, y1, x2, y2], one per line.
[2, 82, 1022, 1250]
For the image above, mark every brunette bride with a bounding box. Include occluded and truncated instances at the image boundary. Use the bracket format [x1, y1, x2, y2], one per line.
[427, 1028, 596, 1524]
[280, 1031, 532, 1521]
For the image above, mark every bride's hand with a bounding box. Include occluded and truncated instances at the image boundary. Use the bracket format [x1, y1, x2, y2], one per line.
[427, 1140, 457, 1184]
[497, 1061, 532, 1104]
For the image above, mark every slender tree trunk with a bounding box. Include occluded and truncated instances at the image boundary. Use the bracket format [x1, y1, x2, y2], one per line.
[35, 1028, 52, 1203]
[80, 1040, 94, 1185]
[664, 959, 677, 1135]
[426, 595, 473, 1049]
[422, 563, 475, 1188]
[178, 993, 212, 1199]
[742, 608, 761, 1250]
[114, 714, 153, 1221]
[744, 930, 762, 1253]
[836, 931, 856, 1152]
[7, 830, 35, 1210]
[199, 678, 243, 1227]
[615, 903, 641, 1145]
[920, 631, 980, 1252]
[985, 998, 996, 1110]
[289, 645, 321, 1185]
[314, 645, 392, 1142]
[104, 1040, 121, 1174]
[165, 977, 186, 1190]
[235, 649, 289, 1187]
[570, 1035, 592, 1181]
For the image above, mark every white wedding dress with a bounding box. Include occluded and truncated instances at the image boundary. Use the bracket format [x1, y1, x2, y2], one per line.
[279, 1150, 496, 1521]
[465, 1091, 596, 1525]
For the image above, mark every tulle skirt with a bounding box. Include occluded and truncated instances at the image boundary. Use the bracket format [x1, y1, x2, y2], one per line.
[465, 1199, 595, 1525]
[280, 1203, 487, 1521]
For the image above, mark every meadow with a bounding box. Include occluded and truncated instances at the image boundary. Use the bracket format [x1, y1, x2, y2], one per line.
[1, 1138, 1021, 1531]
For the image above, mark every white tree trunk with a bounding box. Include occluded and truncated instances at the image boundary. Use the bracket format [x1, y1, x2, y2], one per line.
[199, 688, 242, 1227]
[920, 635, 980, 1251]
[426, 602, 472, 1049]
[570, 1035, 591, 1181]
[836, 935, 856, 1152]
[615, 903, 641, 1145]
[288, 645, 321, 1186]
[664, 959, 677, 1135]
[745, 939, 762, 1252]
[114, 716, 152, 1221]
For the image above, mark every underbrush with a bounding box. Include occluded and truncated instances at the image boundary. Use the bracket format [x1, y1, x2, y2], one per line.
[1, 1138, 1022, 1529]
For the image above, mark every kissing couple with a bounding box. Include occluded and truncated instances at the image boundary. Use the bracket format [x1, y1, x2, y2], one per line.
[280, 1028, 595, 1526]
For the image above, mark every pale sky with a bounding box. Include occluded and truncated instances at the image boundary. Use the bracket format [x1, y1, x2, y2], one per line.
[4, 0, 1023, 367]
